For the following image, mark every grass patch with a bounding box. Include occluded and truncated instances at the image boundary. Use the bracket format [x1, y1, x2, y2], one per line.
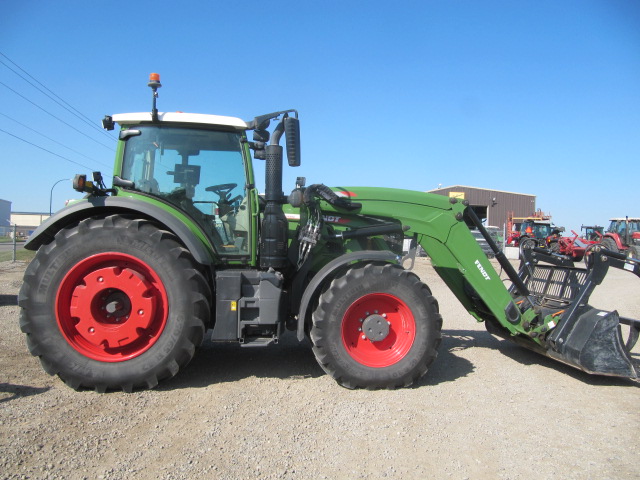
[0, 249, 36, 262]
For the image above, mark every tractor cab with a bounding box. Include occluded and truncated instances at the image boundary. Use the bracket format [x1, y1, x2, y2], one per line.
[511, 219, 554, 247]
[523, 220, 552, 239]
[581, 225, 604, 242]
[113, 115, 254, 256]
[606, 218, 640, 240]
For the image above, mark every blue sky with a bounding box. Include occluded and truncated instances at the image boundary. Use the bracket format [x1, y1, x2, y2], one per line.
[1, 0, 638, 233]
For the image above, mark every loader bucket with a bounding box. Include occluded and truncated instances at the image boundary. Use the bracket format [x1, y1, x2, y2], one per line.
[505, 246, 640, 381]
[546, 308, 639, 379]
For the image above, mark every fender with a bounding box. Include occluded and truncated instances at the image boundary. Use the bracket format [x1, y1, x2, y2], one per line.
[296, 250, 398, 341]
[25, 196, 215, 265]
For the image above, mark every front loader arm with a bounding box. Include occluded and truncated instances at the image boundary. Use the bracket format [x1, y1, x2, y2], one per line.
[323, 187, 525, 336]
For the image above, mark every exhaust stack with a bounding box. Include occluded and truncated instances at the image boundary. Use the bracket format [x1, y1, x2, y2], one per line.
[258, 114, 300, 269]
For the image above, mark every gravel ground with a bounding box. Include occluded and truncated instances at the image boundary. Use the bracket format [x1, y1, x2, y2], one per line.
[1, 257, 638, 480]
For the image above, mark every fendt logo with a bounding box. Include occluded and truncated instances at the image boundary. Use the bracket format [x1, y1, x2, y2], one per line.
[475, 260, 491, 281]
[322, 215, 349, 224]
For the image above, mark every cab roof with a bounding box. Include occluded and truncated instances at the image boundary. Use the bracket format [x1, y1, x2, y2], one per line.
[609, 218, 640, 221]
[111, 112, 248, 130]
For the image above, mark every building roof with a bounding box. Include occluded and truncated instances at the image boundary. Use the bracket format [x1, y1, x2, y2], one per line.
[428, 185, 535, 197]
[11, 211, 50, 215]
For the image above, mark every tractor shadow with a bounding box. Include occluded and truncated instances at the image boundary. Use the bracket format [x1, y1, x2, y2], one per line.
[160, 327, 636, 391]
[413, 329, 484, 386]
[417, 328, 637, 388]
[494, 339, 639, 387]
[159, 331, 325, 390]
[161, 329, 483, 390]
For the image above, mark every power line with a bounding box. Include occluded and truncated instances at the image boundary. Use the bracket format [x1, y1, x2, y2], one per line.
[0, 112, 108, 167]
[0, 126, 112, 171]
[0, 52, 115, 141]
[0, 80, 115, 151]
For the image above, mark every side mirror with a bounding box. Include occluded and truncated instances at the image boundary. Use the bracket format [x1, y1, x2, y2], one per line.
[284, 116, 301, 167]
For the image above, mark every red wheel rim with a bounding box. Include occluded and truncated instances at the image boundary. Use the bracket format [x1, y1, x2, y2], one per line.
[56, 253, 168, 362]
[341, 293, 416, 367]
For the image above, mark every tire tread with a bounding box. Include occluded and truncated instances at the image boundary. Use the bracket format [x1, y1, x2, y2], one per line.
[19, 214, 210, 392]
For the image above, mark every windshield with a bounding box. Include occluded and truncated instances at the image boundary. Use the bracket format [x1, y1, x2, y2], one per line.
[608, 220, 640, 235]
[121, 126, 251, 256]
[520, 222, 551, 239]
[582, 227, 603, 241]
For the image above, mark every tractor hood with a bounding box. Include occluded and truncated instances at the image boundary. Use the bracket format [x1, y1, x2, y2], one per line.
[330, 186, 455, 210]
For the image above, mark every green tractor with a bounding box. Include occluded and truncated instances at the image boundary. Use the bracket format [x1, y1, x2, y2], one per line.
[18, 74, 640, 391]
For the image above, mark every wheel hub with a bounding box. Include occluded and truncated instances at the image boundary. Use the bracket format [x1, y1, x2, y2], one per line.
[102, 290, 131, 319]
[71, 266, 157, 349]
[341, 293, 416, 368]
[362, 314, 390, 342]
[56, 252, 168, 362]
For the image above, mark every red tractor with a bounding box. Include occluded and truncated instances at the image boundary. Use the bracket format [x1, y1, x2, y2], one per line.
[506, 211, 558, 249]
[600, 217, 640, 258]
[507, 219, 555, 249]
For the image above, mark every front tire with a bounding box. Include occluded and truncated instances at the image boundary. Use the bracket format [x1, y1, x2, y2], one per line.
[310, 263, 442, 389]
[520, 237, 536, 250]
[18, 215, 211, 392]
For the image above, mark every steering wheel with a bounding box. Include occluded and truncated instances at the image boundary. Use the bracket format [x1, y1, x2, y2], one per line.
[205, 183, 237, 202]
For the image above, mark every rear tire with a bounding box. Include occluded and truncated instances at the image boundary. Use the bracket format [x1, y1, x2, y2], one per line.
[310, 263, 442, 389]
[601, 237, 618, 253]
[18, 215, 211, 392]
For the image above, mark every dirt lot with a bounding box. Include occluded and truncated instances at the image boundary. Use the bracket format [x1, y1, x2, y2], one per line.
[1, 257, 638, 480]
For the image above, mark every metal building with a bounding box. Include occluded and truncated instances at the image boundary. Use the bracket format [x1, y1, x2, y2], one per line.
[0, 199, 10, 227]
[427, 185, 536, 229]
[10, 212, 50, 239]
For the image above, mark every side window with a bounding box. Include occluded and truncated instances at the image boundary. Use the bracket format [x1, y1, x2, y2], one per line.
[121, 126, 251, 256]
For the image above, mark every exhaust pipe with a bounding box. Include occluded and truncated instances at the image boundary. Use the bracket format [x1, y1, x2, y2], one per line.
[260, 123, 288, 269]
